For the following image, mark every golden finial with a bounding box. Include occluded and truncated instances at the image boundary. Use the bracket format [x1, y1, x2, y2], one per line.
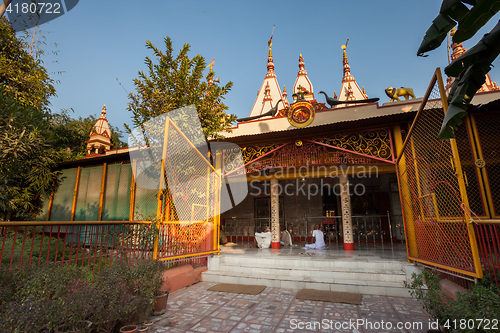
[341, 38, 349, 59]
[268, 25, 275, 47]
[268, 25, 275, 56]
[450, 27, 456, 37]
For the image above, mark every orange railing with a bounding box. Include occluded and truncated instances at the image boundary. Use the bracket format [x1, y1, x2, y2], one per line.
[0, 221, 153, 275]
[474, 220, 500, 285]
[0, 219, 217, 276]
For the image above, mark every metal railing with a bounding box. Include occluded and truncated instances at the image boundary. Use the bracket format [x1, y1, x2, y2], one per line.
[222, 213, 404, 247]
[474, 220, 500, 286]
[0, 220, 213, 275]
[0, 221, 154, 275]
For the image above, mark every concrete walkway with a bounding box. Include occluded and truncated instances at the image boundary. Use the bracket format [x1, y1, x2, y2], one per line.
[149, 281, 434, 333]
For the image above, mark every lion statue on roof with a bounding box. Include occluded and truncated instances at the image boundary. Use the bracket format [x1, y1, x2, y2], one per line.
[385, 87, 415, 102]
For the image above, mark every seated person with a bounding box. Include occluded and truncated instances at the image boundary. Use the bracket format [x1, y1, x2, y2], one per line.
[254, 227, 271, 248]
[280, 227, 293, 247]
[305, 224, 325, 249]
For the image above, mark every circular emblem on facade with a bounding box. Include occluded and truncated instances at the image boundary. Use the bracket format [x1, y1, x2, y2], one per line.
[475, 159, 486, 168]
[295, 140, 303, 147]
[287, 102, 315, 128]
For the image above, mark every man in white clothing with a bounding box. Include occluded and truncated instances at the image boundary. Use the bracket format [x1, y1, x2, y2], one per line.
[255, 227, 271, 248]
[305, 224, 325, 249]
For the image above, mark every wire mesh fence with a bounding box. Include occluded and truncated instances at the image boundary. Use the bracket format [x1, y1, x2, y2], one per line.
[470, 111, 500, 218]
[153, 117, 221, 261]
[396, 69, 481, 278]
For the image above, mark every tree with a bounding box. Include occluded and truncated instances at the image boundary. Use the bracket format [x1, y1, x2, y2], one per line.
[0, 18, 125, 220]
[126, 37, 236, 139]
[0, 16, 55, 109]
[0, 86, 56, 220]
[417, 1, 500, 139]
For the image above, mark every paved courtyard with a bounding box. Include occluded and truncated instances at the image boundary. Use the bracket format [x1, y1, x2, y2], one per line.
[149, 281, 434, 333]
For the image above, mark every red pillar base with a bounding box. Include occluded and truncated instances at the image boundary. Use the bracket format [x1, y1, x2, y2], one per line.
[271, 242, 280, 249]
[344, 242, 355, 251]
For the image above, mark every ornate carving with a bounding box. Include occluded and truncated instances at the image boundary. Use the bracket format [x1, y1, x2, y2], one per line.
[288, 101, 315, 128]
[236, 129, 393, 173]
[240, 143, 282, 164]
[319, 129, 392, 161]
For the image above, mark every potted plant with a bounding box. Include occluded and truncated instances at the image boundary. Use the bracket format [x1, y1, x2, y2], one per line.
[119, 259, 166, 323]
[152, 289, 169, 316]
[119, 324, 138, 333]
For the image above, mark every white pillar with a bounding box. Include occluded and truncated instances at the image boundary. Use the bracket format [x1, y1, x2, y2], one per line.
[270, 178, 280, 249]
[340, 173, 354, 250]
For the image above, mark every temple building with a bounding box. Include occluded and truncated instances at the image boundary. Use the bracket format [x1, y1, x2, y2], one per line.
[220, 41, 412, 249]
[218, 37, 500, 251]
[39, 35, 500, 261]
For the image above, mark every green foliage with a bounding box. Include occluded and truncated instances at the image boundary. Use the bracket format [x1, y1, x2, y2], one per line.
[417, 1, 500, 139]
[0, 259, 166, 332]
[0, 87, 57, 219]
[0, 18, 126, 220]
[126, 36, 237, 139]
[406, 269, 500, 332]
[0, 16, 56, 109]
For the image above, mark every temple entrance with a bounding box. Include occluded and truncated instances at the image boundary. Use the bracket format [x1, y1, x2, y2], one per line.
[221, 172, 404, 247]
[219, 126, 403, 249]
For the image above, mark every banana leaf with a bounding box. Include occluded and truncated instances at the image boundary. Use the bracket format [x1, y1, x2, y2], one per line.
[439, 62, 490, 139]
[453, 0, 500, 42]
[445, 21, 500, 76]
[417, 13, 456, 56]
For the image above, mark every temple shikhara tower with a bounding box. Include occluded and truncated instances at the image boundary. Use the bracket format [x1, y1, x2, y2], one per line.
[249, 37, 287, 118]
[85, 105, 113, 155]
[336, 42, 370, 106]
[225, 37, 385, 250]
[293, 54, 315, 102]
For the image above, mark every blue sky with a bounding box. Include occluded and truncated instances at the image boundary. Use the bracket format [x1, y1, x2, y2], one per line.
[10, 0, 500, 134]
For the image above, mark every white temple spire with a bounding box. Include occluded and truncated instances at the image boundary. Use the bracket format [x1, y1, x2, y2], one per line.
[293, 54, 315, 102]
[248, 31, 286, 118]
[337, 40, 369, 107]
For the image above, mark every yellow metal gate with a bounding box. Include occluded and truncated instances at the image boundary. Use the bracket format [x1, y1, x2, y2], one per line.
[395, 69, 482, 278]
[140, 112, 222, 262]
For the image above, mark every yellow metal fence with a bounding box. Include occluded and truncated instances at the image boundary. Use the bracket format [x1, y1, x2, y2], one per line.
[396, 69, 482, 278]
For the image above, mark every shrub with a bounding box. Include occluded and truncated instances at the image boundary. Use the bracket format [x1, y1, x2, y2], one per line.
[0, 258, 166, 332]
[406, 269, 500, 332]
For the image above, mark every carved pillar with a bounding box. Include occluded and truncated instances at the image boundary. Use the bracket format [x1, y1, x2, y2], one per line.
[270, 178, 280, 249]
[340, 173, 354, 250]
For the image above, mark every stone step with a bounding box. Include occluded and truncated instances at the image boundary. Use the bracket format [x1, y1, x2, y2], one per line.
[203, 254, 422, 298]
[217, 255, 405, 271]
[216, 264, 406, 283]
[202, 270, 411, 298]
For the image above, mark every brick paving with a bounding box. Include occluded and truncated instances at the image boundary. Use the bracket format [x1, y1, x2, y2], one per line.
[148, 281, 433, 333]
